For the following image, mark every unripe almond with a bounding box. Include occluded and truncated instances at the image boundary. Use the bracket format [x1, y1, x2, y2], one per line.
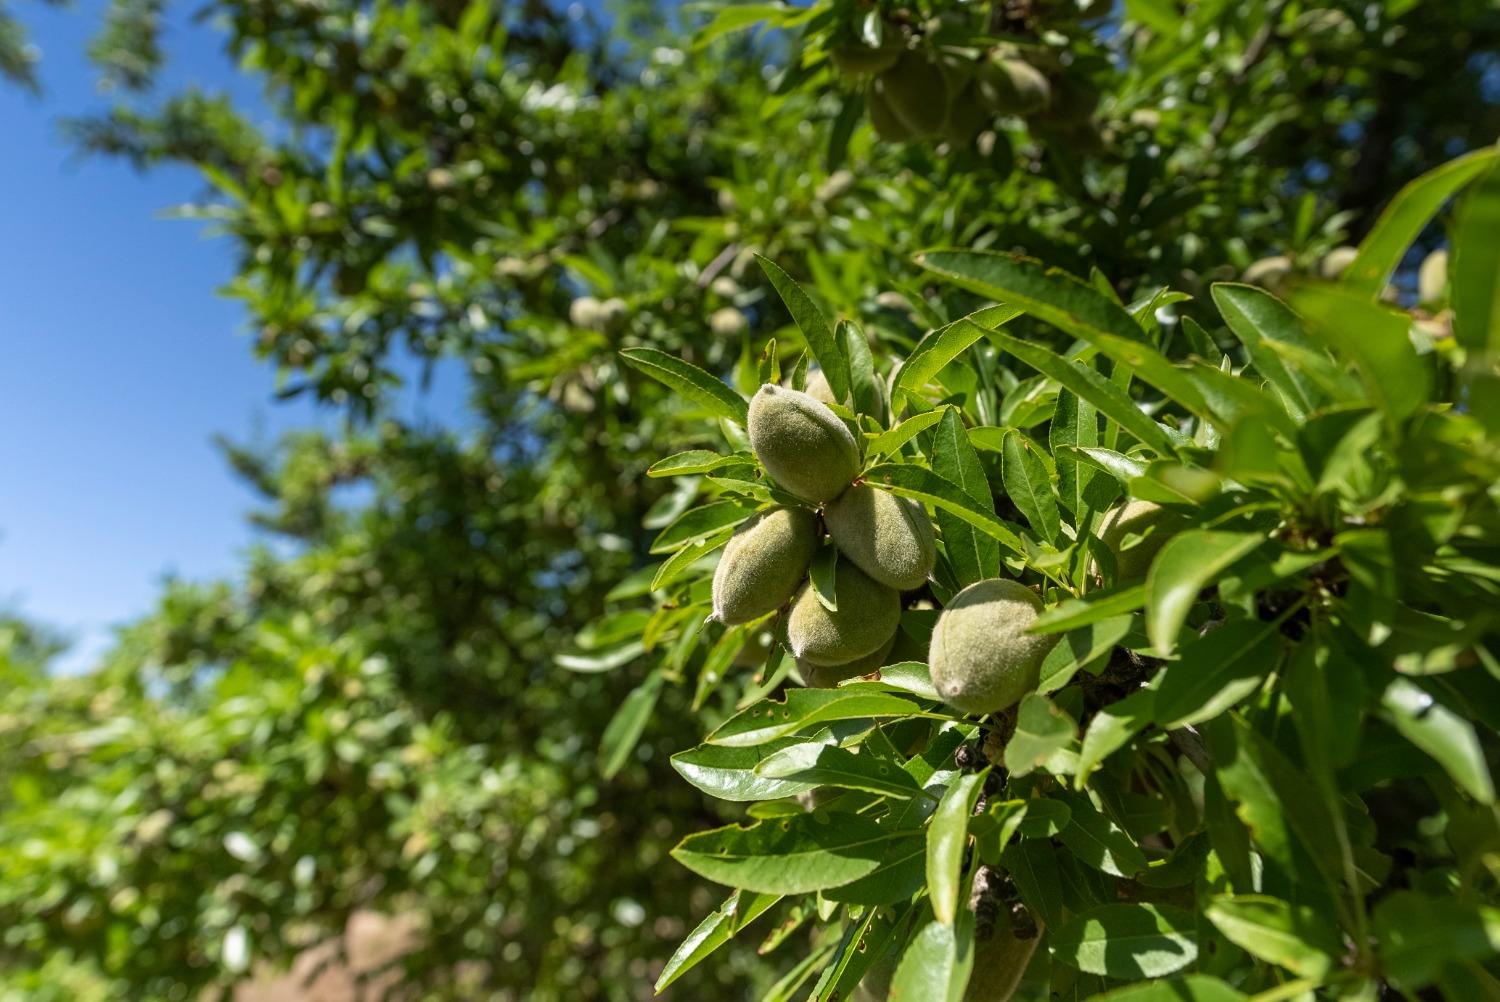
[710, 307, 747, 338]
[747, 384, 861, 503]
[978, 56, 1050, 117]
[800, 632, 896, 689]
[1097, 499, 1180, 581]
[1418, 249, 1448, 306]
[929, 578, 1056, 715]
[711, 506, 821, 625]
[787, 561, 901, 667]
[825, 485, 935, 591]
[868, 83, 915, 142]
[1319, 245, 1359, 279]
[875, 53, 948, 137]
[830, 40, 903, 76]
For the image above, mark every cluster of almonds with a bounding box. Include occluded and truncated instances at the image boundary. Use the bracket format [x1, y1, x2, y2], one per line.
[708, 380, 1181, 715]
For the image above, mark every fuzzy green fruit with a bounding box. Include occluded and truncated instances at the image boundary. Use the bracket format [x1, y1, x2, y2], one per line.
[804, 369, 839, 406]
[942, 83, 990, 146]
[800, 632, 896, 689]
[963, 920, 1043, 1002]
[875, 53, 948, 137]
[868, 82, 916, 142]
[1319, 245, 1359, 279]
[1097, 499, 1179, 581]
[711, 506, 820, 625]
[929, 579, 1056, 715]
[978, 56, 1050, 117]
[825, 484, 935, 591]
[830, 40, 903, 76]
[568, 296, 603, 329]
[787, 561, 901, 667]
[747, 384, 862, 503]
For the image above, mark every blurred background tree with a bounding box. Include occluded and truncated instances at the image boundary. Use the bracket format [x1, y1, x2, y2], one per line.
[1, 0, 1497, 999]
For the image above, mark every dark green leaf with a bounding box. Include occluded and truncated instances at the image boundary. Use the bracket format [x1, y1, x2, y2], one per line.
[757, 255, 849, 404]
[897, 304, 1022, 401]
[1380, 678, 1495, 804]
[1145, 531, 1265, 652]
[656, 890, 781, 991]
[928, 771, 987, 925]
[1052, 903, 1198, 978]
[932, 409, 1001, 586]
[619, 346, 749, 425]
[1003, 429, 1062, 545]
[671, 812, 900, 894]
[1204, 894, 1339, 980]
[708, 688, 921, 747]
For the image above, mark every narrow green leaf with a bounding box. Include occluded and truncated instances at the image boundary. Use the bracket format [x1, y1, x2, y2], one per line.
[868, 408, 947, 458]
[1052, 390, 1102, 519]
[1211, 283, 1321, 421]
[1145, 530, 1265, 652]
[1289, 285, 1431, 421]
[1451, 163, 1500, 354]
[1081, 974, 1247, 1001]
[840, 318, 881, 420]
[889, 913, 975, 1002]
[619, 346, 749, 425]
[648, 449, 752, 477]
[810, 544, 839, 612]
[650, 525, 734, 592]
[1003, 429, 1063, 545]
[1001, 839, 1064, 928]
[981, 325, 1178, 457]
[671, 739, 820, 801]
[1076, 685, 1156, 782]
[757, 255, 849, 404]
[1033, 583, 1147, 634]
[897, 304, 1023, 400]
[599, 672, 663, 778]
[1005, 693, 1078, 778]
[1052, 903, 1198, 978]
[928, 771, 987, 925]
[1152, 619, 1283, 729]
[756, 742, 923, 799]
[1343, 147, 1498, 299]
[1381, 678, 1495, 804]
[655, 890, 781, 991]
[1204, 894, 1339, 981]
[1373, 891, 1500, 990]
[932, 409, 1002, 586]
[707, 688, 920, 747]
[671, 812, 900, 894]
[1055, 791, 1147, 877]
[651, 500, 755, 553]
[1037, 614, 1134, 694]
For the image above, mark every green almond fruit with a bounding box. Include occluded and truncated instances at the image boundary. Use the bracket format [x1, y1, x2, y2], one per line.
[876, 53, 948, 137]
[711, 506, 821, 625]
[1319, 245, 1359, 279]
[825, 484, 935, 591]
[787, 561, 901, 667]
[929, 578, 1057, 715]
[748, 384, 862, 503]
[942, 83, 990, 146]
[868, 82, 916, 142]
[799, 632, 896, 689]
[1241, 255, 1293, 292]
[830, 40, 903, 76]
[1418, 248, 1449, 306]
[978, 56, 1050, 117]
[1097, 499, 1182, 581]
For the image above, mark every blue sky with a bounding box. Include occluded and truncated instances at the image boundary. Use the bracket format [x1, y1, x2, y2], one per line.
[1, 1, 465, 671]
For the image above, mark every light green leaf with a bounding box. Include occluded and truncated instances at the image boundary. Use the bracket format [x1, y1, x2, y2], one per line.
[670, 739, 820, 802]
[868, 408, 947, 458]
[599, 672, 662, 778]
[650, 525, 734, 592]
[707, 688, 921, 747]
[1380, 678, 1495, 804]
[655, 889, 781, 991]
[671, 812, 901, 894]
[1005, 693, 1077, 778]
[928, 771, 987, 925]
[648, 449, 752, 477]
[1082, 974, 1247, 1001]
[1055, 791, 1147, 877]
[1211, 283, 1322, 421]
[1145, 531, 1265, 652]
[756, 742, 923, 799]
[1204, 894, 1339, 981]
[1343, 147, 1498, 299]
[897, 304, 1023, 400]
[1152, 619, 1283, 729]
[890, 913, 975, 1002]
[1033, 583, 1147, 634]
[1451, 163, 1500, 354]
[933, 409, 1002, 586]
[1052, 903, 1198, 978]
[651, 500, 755, 553]
[1289, 285, 1431, 421]
[619, 347, 749, 425]
[1003, 429, 1062, 545]
[758, 255, 849, 404]
[1037, 614, 1134, 694]
[1373, 891, 1500, 990]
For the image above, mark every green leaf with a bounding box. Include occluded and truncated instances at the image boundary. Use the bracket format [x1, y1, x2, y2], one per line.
[1343, 147, 1499, 299]
[671, 739, 820, 801]
[1289, 285, 1431, 421]
[1145, 531, 1265, 652]
[1204, 894, 1339, 981]
[756, 742, 924, 799]
[868, 408, 947, 458]
[822, 834, 927, 906]
[890, 913, 975, 1002]
[671, 812, 900, 894]
[928, 771, 987, 925]
[1037, 614, 1134, 694]
[932, 409, 1002, 586]
[809, 900, 914, 1002]
[655, 889, 781, 991]
[1081, 974, 1247, 1001]
[840, 318, 882, 420]
[757, 255, 849, 404]
[1380, 678, 1495, 804]
[650, 525, 734, 592]
[554, 638, 647, 674]
[1451, 163, 1500, 354]
[1373, 891, 1500, 990]
[648, 449, 751, 477]
[692, 2, 788, 47]
[651, 500, 755, 553]
[1056, 445, 1148, 486]
[1005, 693, 1078, 778]
[1052, 903, 1198, 978]
[863, 463, 1027, 558]
[981, 325, 1178, 457]
[1152, 619, 1283, 729]
[809, 543, 839, 612]
[1001, 838, 1064, 928]
[707, 688, 921, 747]
[1055, 791, 1147, 877]
[1210, 283, 1322, 421]
[1002, 429, 1062, 545]
[1034, 583, 1147, 634]
[897, 304, 1023, 401]
[619, 347, 749, 425]
[599, 672, 662, 778]
[1052, 390, 1102, 519]
[1076, 685, 1156, 782]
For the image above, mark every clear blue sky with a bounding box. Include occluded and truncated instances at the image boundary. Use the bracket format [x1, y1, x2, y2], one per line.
[0, 1, 466, 672]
